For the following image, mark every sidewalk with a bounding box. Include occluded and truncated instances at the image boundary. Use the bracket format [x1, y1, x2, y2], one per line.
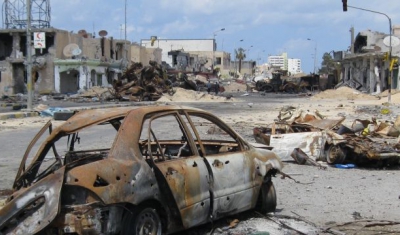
[0, 102, 155, 120]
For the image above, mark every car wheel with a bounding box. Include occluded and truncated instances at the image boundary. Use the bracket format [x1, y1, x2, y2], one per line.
[326, 144, 346, 164]
[121, 207, 162, 235]
[259, 181, 277, 213]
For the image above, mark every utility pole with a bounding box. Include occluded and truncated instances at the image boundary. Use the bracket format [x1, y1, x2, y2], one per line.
[123, 0, 128, 66]
[307, 38, 317, 74]
[26, 0, 33, 110]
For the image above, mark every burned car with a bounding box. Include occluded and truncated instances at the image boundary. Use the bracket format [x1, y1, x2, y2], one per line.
[0, 106, 282, 235]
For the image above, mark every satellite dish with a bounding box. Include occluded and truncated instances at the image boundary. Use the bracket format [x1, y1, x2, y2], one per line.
[98, 30, 108, 37]
[72, 48, 82, 56]
[63, 43, 79, 58]
[383, 36, 400, 47]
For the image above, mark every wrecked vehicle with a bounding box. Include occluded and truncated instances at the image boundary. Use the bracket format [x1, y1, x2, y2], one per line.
[0, 106, 282, 234]
[253, 107, 400, 166]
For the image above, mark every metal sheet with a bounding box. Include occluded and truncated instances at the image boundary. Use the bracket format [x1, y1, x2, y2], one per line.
[270, 132, 326, 161]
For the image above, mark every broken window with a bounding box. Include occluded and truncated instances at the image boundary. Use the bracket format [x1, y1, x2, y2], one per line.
[0, 33, 13, 60]
[140, 112, 193, 162]
[15, 118, 121, 189]
[216, 57, 222, 65]
[184, 113, 242, 156]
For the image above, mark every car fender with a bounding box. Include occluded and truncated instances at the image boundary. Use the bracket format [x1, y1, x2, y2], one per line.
[0, 167, 65, 234]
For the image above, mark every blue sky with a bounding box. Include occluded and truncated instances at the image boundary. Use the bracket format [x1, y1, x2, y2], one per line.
[15, 0, 400, 73]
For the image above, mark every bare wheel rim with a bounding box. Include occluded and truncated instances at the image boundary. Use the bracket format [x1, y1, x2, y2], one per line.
[135, 208, 161, 235]
[326, 145, 345, 164]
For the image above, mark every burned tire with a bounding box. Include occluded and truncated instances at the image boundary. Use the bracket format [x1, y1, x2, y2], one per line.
[258, 181, 277, 214]
[121, 207, 162, 235]
[326, 144, 346, 164]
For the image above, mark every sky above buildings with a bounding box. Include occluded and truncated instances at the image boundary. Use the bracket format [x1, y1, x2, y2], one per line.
[7, 0, 400, 73]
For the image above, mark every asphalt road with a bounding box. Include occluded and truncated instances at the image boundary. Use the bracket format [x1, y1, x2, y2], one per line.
[1, 91, 399, 234]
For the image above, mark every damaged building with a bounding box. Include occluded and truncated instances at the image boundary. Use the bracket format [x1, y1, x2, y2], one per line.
[339, 25, 400, 93]
[0, 28, 132, 96]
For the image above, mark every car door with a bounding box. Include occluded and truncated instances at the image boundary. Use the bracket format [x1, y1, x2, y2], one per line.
[141, 112, 211, 229]
[183, 112, 256, 219]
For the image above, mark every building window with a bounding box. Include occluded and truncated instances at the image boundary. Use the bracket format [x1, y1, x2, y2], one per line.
[216, 57, 222, 65]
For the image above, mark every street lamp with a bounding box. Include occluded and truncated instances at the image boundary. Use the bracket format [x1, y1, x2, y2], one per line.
[212, 28, 225, 71]
[342, 3, 393, 103]
[307, 38, 317, 74]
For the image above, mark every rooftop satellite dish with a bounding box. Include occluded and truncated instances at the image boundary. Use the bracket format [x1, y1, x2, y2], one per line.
[383, 36, 400, 47]
[98, 30, 108, 37]
[72, 48, 82, 56]
[63, 43, 80, 58]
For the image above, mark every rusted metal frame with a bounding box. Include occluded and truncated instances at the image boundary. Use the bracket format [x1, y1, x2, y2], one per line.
[146, 111, 198, 163]
[48, 123, 61, 161]
[13, 120, 52, 189]
[173, 110, 202, 158]
[186, 111, 248, 151]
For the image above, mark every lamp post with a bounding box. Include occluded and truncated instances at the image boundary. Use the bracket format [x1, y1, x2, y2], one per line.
[343, 4, 392, 103]
[212, 28, 225, 71]
[307, 38, 317, 74]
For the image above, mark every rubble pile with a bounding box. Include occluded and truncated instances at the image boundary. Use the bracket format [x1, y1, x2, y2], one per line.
[110, 61, 171, 101]
[157, 87, 235, 102]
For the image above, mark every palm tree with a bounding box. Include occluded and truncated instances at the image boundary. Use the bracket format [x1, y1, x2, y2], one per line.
[235, 47, 246, 73]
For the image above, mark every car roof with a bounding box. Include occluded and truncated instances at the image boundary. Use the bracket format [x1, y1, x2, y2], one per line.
[54, 105, 205, 134]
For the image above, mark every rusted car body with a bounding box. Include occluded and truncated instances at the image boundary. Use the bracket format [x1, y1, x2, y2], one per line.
[0, 106, 282, 235]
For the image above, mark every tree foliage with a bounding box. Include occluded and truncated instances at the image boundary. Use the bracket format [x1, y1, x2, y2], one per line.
[319, 52, 340, 74]
[235, 47, 246, 72]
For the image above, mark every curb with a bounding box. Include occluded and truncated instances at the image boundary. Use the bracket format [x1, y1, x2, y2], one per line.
[0, 112, 39, 120]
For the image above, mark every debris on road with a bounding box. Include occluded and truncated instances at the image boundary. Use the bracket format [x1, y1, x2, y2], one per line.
[253, 106, 400, 167]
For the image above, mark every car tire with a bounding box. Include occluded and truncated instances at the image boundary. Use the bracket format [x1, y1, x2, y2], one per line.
[259, 181, 277, 213]
[121, 207, 162, 235]
[325, 144, 346, 164]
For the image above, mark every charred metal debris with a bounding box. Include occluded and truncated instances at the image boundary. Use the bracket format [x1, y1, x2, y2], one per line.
[253, 106, 400, 167]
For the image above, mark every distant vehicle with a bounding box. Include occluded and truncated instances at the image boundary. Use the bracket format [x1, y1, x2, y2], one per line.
[0, 106, 282, 235]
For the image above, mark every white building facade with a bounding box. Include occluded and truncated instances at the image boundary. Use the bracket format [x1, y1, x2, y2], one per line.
[287, 58, 302, 75]
[141, 39, 214, 67]
[267, 52, 288, 70]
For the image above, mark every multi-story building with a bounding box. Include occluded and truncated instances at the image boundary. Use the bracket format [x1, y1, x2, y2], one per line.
[267, 52, 288, 70]
[287, 58, 302, 75]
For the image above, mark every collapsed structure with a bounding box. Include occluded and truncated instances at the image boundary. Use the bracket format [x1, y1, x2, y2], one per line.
[338, 26, 400, 93]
